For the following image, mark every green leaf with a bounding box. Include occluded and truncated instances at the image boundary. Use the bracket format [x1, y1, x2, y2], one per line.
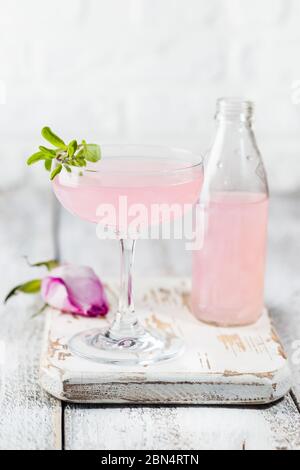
[67, 140, 77, 158]
[27, 128, 102, 179]
[4, 279, 41, 303]
[26, 259, 59, 271]
[74, 158, 86, 167]
[45, 159, 52, 171]
[41, 127, 67, 149]
[50, 164, 62, 180]
[76, 148, 85, 158]
[19, 279, 41, 293]
[27, 151, 46, 165]
[39, 146, 56, 157]
[63, 164, 72, 172]
[83, 143, 101, 162]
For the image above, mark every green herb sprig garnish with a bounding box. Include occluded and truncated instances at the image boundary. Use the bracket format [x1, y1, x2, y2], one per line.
[27, 127, 101, 180]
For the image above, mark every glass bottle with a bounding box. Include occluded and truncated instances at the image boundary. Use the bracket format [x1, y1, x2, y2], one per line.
[192, 98, 269, 326]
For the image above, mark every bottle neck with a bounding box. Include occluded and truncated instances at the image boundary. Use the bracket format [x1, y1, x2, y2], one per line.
[201, 96, 269, 199]
[215, 97, 253, 127]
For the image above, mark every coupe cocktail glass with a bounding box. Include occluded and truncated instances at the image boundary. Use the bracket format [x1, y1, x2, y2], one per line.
[53, 145, 202, 365]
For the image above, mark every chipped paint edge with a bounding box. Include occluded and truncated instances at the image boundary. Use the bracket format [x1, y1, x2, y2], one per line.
[40, 367, 291, 405]
[40, 344, 291, 405]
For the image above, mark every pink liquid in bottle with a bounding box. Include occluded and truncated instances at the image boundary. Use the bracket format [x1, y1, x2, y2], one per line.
[192, 192, 268, 326]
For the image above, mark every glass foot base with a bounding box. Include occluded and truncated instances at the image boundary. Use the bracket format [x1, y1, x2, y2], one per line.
[69, 327, 184, 366]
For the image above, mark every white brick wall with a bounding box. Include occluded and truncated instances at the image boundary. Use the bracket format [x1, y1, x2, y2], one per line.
[0, 0, 300, 192]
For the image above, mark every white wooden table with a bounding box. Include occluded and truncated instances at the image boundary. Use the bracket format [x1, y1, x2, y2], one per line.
[0, 187, 299, 450]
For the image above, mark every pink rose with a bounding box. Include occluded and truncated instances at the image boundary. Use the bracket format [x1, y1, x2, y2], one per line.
[41, 265, 109, 317]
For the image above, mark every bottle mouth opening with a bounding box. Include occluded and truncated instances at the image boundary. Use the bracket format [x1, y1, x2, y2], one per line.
[216, 97, 254, 122]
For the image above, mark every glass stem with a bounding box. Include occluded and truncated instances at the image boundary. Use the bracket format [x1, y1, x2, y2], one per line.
[119, 238, 135, 314]
[109, 239, 144, 339]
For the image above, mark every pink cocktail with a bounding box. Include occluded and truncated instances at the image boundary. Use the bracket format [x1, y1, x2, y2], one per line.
[53, 155, 202, 229]
[52, 145, 203, 365]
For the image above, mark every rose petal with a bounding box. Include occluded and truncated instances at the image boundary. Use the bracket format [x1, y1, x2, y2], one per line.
[41, 265, 109, 317]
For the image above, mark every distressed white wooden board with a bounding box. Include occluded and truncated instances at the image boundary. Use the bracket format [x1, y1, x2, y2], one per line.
[64, 395, 300, 450]
[59, 194, 300, 450]
[40, 278, 291, 405]
[0, 188, 62, 450]
[58, 195, 300, 407]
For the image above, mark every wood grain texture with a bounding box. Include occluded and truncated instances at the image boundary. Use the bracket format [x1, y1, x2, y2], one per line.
[60, 194, 300, 450]
[0, 188, 61, 450]
[40, 280, 291, 405]
[0, 187, 298, 449]
[58, 195, 300, 396]
[64, 395, 300, 450]
[265, 195, 300, 406]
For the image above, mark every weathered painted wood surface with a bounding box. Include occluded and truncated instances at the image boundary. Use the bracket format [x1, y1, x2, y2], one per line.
[40, 279, 291, 405]
[0, 188, 62, 450]
[60, 194, 300, 450]
[0, 190, 300, 449]
[64, 395, 300, 450]
[265, 195, 300, 407]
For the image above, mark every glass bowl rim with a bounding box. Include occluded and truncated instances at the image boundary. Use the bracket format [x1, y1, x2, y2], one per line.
[55, 144, 203, 175]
